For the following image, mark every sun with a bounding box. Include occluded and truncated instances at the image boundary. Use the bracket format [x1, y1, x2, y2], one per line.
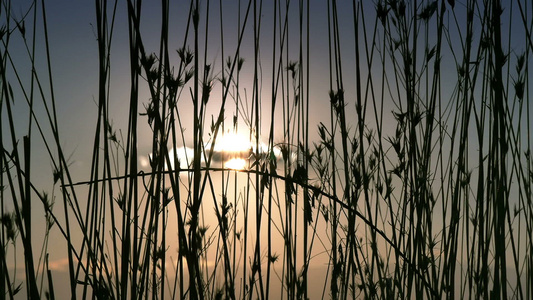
[224, 158, 247, 170]
[215, 131, 253, 170]
[215, 132, 252, 152]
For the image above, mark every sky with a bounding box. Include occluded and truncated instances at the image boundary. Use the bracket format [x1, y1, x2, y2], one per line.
[2, 0, 533, 299]
[12, 0, 360, 188]
[5, 1, 530, 177]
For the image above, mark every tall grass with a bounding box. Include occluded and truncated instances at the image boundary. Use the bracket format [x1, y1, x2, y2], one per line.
[1, 0, 532, 299]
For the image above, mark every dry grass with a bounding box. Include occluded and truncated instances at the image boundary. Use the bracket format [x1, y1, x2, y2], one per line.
[1, 0, 532, 299]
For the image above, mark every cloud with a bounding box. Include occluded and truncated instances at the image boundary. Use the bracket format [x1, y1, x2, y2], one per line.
[167, 146, 196, 169]
[47, 257, 72, 271]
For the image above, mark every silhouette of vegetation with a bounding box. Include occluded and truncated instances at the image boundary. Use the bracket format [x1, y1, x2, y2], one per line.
[1, 0, 532, 299]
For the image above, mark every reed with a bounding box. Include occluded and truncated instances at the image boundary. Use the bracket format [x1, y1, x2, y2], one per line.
[1, 0, 532, 299]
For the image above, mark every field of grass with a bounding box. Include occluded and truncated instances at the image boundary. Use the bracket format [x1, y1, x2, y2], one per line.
[1, 0, 532, 299]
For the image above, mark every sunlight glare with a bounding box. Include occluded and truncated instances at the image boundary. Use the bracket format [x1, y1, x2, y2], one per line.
[225, 158, 247, 170]
[216, 132, 252, 170]
[215, 131, 253, 153]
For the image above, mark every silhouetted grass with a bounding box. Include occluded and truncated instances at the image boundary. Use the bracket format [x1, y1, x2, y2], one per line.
[1, 0, 532, 299]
